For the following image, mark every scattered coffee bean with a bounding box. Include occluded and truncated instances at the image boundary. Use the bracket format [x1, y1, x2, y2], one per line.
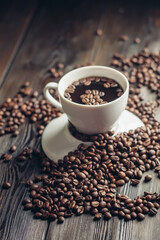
[134, 38, 141, 44]
[119, 35, 128, 41]
[104, 212, 112, 220]
[24, 203, 33, 210]
[94, 213, 102, 220]
[149, 208, 158, 216]
[137, 213, 145, 221]
[131, 179, 140, 186]
[144, 175, 152, 182]
[2, 181, 11, 189]
[10, 145, 17, 152]
[58, 216, 64, 223]
[2, 153, 12, 161]
[96, 29, 103, 36]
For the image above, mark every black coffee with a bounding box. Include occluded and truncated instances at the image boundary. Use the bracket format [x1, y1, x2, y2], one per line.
[64, 77, 124, 105]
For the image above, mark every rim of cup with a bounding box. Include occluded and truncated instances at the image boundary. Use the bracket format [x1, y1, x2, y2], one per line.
[58, 65, 129, 108]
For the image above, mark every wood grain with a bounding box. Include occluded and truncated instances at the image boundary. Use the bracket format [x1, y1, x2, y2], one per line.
[0, 0, 37, 87]
[0, 1, 160, 240]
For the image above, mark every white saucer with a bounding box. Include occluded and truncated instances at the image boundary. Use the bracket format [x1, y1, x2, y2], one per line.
[41, 110, 144, 161]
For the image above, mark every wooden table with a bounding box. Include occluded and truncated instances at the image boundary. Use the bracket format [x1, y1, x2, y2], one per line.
[0, 0, 160, 239]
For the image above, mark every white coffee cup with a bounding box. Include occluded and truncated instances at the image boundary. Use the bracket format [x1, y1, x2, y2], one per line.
[43, 66, 129, 135]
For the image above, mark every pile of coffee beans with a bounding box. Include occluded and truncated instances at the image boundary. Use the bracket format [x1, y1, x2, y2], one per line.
[22, 121, 160, 223]
[0, 82, 61, 137]
[50, 62, 64, 78]
[64, 77, 123, 105]
[21, 48, 160, 223]
[1, 48, 160, 224]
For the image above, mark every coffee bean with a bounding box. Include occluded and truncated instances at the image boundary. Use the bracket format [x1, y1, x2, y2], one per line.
[142, 206, 149, 214]
[135, 206, 142, 213]
[22, 198, 31, 205]
[149, 208, 158, 216]
[96, 29, 103, 36]
[24, 203, 33, 210]
[118, 211, 125, 218]
[34, 212, 42, 219]
[154, 203, 159, 209]
[3, 154, 12, 161]
[99, 201, 106, 208]
[124, 214, 131, 221]
[131, 179, 140, 186]
[104, 212, 112, 220]
[56, 62, 64, 69]
[119, 35, 128, 41]
[116, 179, 125, 186]
[144, 175, 152, 182]
[147, 202, 154, 209]
[10, 145, 17, 152]
[131, 212, 137, 219]
[77, 172, 86, 179]
[30, 184, 39, 190]
[118, 171, 126, 178]
[137, 213, 145, 221]
[91, 201, 99, 208]
[2, 182, 11, 189]
[100, 208, 108, 214]
[94, 213, 102, 220]
[58, 216, 64, 223]
[26, 179, 33, 187]
[134, 38, 141, 44]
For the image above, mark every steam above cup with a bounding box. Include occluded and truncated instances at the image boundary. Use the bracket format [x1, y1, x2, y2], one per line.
[43, 66, 129, 135]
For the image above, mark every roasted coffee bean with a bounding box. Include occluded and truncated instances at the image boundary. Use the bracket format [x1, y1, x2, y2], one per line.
[131, 212, 137, 219]
[142, 206, 149, 214]
[77, 172, 86, 179]
[58, 216, 64, 223]
[119, 35, 128, 41]
[94, 213, 102, 220]
[118, 171, 126, 178]
[24, 203, 33, 210]
[30, 184, 39, 190]
[147, 202, 154, 209]
[104, 212, 112, 220]
[2, 181, 11, 189]
[134, 37, 141, 44]
[154, 203, 159, 209]
[26, 179, 33, 187]
[22, 198, 31, 205]
[10, 145, 17, 152]
[144, 175, 152, 182]
[118, 211, 125, 218]
[96, 29, 103, 36]
[149, 208, 158, 216]
[34, 212, 42, 219]
[124, 214, 131, 221]
[91, 201, 99, 208]
[4, 154, 12, 161]
[131, 179, 140, 186]
[100, 208, 109, 214]
[137, 213, 145, 221]
[116, 179, 125, 186]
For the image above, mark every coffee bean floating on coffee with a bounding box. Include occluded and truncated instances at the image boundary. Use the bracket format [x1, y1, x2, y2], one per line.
[64, 77, 124, 105]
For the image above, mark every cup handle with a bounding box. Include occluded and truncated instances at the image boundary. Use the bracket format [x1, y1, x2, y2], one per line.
[43, 82, 63, 112]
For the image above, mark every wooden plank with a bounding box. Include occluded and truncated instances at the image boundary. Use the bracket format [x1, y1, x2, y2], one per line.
[0, 0, 37, 87]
